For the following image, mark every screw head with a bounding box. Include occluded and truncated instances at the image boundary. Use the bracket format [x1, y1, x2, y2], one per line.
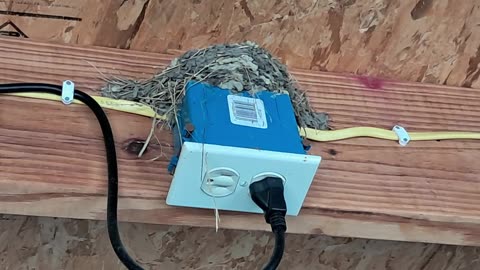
[185, 123, 195, 132]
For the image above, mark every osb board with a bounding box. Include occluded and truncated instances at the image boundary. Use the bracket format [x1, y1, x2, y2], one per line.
[1, 215, 479, 270]
[1, 0, 480, 89]
[0, 0, 148, 47]
[1, 37, 480, 246]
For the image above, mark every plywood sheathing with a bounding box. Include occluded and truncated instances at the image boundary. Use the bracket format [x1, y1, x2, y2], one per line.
[128, 0, 480, 88]
[1, 215, 480, 269]
[0, 0, 479, 88]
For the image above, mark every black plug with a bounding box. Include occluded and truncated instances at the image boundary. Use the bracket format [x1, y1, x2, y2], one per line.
[250, 177, 287, 270]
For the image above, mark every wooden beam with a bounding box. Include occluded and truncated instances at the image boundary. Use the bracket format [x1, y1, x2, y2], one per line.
[1, 37, 480, 246]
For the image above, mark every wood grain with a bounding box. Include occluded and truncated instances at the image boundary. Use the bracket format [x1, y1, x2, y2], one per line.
[1, 37, 480, 246]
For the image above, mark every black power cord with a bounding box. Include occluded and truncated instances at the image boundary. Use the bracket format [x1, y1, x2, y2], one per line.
[250, 177, 288, 270]
[0, 83, 144, 270]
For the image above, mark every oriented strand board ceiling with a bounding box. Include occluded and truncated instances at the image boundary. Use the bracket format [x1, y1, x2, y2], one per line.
[0, 0, 479, 87]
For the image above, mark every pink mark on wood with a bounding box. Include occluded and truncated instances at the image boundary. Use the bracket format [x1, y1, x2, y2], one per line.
[356, 76, 385, 90]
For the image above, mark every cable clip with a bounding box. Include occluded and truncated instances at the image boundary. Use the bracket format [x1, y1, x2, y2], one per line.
[392, 125, 410, 146]
[62, 80, 74, 105]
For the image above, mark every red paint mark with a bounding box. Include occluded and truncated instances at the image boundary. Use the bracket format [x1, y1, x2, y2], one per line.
[356, 76, 385, 90]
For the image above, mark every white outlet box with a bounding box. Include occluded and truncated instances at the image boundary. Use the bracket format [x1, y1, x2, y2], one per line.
[166, 142, 321, 216]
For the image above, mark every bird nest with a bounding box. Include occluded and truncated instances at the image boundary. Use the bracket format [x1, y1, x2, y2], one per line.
[102, 41, 329, 130]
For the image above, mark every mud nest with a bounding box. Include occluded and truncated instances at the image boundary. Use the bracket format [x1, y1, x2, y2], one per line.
[102, 41, 329, 130]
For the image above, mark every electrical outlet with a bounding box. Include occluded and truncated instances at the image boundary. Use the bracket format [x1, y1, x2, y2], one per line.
[166, 142, 321, 215]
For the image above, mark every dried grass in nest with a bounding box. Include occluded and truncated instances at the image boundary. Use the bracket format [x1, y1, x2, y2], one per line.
[101, 42, 329, 156]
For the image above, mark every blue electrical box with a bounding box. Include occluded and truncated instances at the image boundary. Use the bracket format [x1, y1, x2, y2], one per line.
[168, 81, 307, 172]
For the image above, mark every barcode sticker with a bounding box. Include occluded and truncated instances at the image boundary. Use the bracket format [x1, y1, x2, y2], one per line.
[227, 95, 267, 129]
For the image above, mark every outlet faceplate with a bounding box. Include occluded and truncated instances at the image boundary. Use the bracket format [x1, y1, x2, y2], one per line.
[166, 142, 321, 216]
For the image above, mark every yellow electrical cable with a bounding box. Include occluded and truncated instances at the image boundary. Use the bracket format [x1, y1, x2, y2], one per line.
[10, 92, 166, 121]
[299, 127, 480, 142]
[10, 92, 480, 143]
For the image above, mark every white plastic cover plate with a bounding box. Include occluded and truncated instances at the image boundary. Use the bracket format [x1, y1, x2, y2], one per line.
[166, 142, 321, 216]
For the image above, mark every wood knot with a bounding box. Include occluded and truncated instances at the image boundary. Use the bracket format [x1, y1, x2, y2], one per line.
[123, 139, 147, 155]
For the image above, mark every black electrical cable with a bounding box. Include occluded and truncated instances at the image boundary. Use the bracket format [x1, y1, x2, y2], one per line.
[264, 229, 285, 270]
[249, 177, 288, 270]
[0, 83, 144, 270]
